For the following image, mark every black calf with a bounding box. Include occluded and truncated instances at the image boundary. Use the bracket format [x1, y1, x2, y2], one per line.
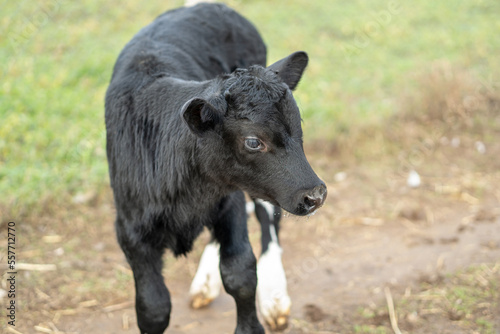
[105, 3, 326, 334]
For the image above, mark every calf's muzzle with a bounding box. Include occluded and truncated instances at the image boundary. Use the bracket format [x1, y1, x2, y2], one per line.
[294, 183, 327, 216]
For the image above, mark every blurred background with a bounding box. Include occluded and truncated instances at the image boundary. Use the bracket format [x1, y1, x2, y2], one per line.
[1, 1, 499, 333]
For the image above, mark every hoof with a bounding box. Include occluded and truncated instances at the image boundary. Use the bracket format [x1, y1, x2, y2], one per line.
[189, 292, 215, 309]
[263, 309, 290, 331]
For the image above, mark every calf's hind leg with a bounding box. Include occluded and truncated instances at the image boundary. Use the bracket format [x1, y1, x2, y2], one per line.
[116, 218, 171, 334]
[213, 192, 264, 334]
[254, 199, 291, 331]
[189, 238, 222, 308]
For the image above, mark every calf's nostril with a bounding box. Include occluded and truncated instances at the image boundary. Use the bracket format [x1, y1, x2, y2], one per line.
[304, 195, 315, 208]
[304, 195, 321, 209]
[303, 185, 327, 212]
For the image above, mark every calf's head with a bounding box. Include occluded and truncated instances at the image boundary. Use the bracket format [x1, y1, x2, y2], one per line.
[181, 52, 326, 216]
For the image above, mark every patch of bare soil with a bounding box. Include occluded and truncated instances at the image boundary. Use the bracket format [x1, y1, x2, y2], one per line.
[2, 119, 499, 334]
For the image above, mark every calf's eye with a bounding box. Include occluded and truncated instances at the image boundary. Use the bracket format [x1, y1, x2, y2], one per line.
[244, 137, 266, 152]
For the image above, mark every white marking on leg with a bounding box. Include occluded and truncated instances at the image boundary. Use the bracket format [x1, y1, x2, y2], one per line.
[257, 225, 291, 330]
[269, 222, 278, 243]
[189, 242, 222, 309]
[255, 199, 276, 221]
[246, 201, 255, 215]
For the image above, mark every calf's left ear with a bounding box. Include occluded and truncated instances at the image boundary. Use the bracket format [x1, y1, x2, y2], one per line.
[181, 97, 223, 136]
[267, 51, 309, 91]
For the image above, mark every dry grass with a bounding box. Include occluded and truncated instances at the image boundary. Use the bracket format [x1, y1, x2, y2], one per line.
[397, 61, 500, 130]
[399, 263, 500, 333]
[308, 62, 500, 171]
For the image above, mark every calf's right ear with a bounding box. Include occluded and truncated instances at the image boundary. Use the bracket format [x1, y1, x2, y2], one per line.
[267, 51, 309, 91]
[181, 98, 223, 136]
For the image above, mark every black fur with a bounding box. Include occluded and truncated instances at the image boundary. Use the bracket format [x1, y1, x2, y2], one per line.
[105, 3, 326, 334]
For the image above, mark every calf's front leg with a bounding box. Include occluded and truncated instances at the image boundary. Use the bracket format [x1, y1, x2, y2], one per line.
[116, 217, 171, 334]
[213, 192, 264, 334]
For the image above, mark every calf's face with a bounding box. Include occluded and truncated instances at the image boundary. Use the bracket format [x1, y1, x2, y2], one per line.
[182, 52, 326, 216]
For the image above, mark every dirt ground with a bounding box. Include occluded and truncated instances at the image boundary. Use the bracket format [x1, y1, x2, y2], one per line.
[2, 119, 500, 333]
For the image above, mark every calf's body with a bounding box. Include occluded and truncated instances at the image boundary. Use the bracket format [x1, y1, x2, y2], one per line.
[105, 4, 326, 334]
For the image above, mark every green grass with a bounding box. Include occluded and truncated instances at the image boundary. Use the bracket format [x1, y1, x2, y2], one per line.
[1, 0, 499, 217]
[354, 325, 388, 334]
[444, 265, 499, 333]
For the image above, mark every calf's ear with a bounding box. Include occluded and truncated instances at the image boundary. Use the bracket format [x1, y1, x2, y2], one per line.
[267, 51, 308, 90]
[181, 97, 223, 136]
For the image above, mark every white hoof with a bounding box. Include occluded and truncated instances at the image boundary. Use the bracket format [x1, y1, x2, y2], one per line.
[257, 238, 291, 331]
[189, 242, 222, 309]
